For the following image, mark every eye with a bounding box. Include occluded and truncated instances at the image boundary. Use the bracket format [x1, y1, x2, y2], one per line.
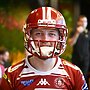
[49, 33, 57, 37]
[35, 32, 42, 36]
[36, 32, 41, 35]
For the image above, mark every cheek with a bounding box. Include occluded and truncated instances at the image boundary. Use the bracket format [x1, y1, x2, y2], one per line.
[48, 35, 59, 40]
[32, 36, 41, 40]
[51, 37, 59, 41]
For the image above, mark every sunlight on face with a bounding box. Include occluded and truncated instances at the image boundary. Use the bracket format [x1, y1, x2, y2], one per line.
[31, 28, 59, 40]
[30, 28, 59, 48]
[27, 28, 60, 57]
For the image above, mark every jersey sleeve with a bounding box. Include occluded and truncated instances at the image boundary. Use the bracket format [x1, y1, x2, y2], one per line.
[0, 60, 24, 90]
[62, 59, 88, 90]
[0, 69, 13, 90]
[74, 68, 88, 90]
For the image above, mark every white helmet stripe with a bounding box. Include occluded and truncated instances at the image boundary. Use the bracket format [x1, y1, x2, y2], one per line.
[47, 7, 51, 20]
[42, 7, 51, 20]
[42, 7, 45, 20]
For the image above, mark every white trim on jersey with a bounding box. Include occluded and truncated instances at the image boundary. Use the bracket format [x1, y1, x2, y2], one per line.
[17, 57, 69, 80]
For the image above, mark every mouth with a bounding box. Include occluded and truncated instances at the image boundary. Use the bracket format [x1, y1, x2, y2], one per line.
[39, 42, 53, 47]
[40, 44, 50, 46]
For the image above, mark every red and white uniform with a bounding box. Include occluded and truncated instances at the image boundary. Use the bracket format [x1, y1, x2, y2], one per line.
[0, 57, 88, 90]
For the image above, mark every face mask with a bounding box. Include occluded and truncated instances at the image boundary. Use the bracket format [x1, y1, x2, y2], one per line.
[36, 46, 54, 57]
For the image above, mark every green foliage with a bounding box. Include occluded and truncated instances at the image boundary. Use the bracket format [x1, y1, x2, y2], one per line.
[61, 9, 73, 27]
[0, 24, 24, 52]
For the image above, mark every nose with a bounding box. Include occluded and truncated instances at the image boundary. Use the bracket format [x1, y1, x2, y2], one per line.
[40, 34, 50, 46]
[42, 34, 49, 41]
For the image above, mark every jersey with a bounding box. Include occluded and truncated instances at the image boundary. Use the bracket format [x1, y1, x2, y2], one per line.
[0, 64, 5, 78]
[0, 57, 88, 90]
[0, 67, 2, 78]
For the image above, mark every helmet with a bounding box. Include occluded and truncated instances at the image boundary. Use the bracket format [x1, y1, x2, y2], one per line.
[23, 7, 68, 59]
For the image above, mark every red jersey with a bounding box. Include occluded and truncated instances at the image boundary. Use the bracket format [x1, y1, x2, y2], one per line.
[0, 57, 88, 90]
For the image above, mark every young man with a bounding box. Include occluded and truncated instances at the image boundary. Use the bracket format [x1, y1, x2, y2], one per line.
[68, 15, 90, 81]
[0, 7, 88, 90]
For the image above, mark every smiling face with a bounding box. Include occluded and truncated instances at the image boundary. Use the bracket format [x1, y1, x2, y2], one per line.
[24, 27, 67, 58]
[31, 28, 59, 48]
[29, 28, 59, 58]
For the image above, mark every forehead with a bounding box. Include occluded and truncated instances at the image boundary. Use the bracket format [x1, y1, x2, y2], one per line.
[79, 17, 87, 22]
[31, 27, 58, 33]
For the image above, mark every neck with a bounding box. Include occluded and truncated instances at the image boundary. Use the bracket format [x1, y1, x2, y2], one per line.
[29, 56, 57, 72]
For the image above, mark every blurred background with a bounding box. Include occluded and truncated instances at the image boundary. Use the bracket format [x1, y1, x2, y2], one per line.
[0, 0, 90, 65]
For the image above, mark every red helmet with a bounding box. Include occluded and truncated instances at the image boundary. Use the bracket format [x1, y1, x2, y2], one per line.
[23, 7, 68, 59]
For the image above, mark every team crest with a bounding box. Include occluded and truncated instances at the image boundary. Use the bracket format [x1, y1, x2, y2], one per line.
[54, 77, 65, 88]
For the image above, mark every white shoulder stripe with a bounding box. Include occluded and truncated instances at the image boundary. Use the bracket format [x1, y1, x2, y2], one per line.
[8, 62, 24, 72]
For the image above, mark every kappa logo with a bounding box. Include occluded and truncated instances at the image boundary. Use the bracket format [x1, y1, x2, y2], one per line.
[37, 78, 50, 86]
